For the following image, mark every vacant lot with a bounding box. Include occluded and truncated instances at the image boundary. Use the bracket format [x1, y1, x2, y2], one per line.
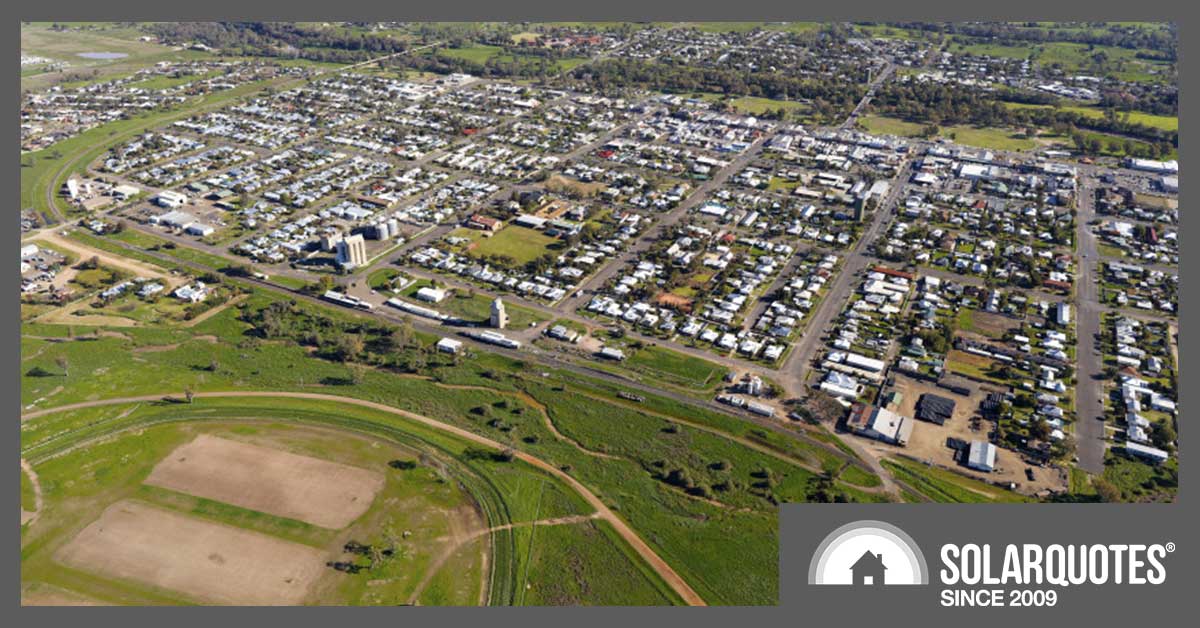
[55, 500, 327, 605]
[468, 226, 560, 266]
[144, 434, 384, 529]
[956, 309, 1019, 340]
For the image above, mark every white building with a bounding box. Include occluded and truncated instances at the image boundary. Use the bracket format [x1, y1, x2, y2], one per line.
[156, 190, 188, 208]
[1055, 302, 1071, 326]
[436, 337, 463, 354]
[966, 441, 997, 472]
[415, 287, 447, 303]
[490, 297, 508, 329]
[336, 233, 368, 268]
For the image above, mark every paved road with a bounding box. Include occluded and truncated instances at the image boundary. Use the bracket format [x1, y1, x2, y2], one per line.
[1073, 176, 1108, 474]
[780, 157, 913, 394]
[840, 59, 895, 131]
[19, 390, 706, 606]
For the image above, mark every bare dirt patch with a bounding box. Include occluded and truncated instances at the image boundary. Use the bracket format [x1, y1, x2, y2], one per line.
[875, 374, 1064, 495]
[54, 500, 327, 605]
[961, 311, 1020, 339]
[22, 584, 101, 606]
[144, 434, 385, 529]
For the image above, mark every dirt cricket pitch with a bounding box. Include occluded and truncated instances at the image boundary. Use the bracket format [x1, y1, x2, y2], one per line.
[55, 500, 328, 605]
[144, 434, 385, 529]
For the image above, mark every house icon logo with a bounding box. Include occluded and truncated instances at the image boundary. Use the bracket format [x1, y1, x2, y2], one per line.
[808, 520, 928, 585]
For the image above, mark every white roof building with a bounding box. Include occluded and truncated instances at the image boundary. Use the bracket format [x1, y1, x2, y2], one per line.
[966, 441, 997, 472]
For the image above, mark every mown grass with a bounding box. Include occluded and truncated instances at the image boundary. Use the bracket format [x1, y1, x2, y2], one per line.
[858, 115, 926, 137]
[467, 226, 560, 266]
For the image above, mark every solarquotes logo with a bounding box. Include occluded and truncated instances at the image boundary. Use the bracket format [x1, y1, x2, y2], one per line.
[804, 517, 1174, 608]
[808, 520, 929, 585]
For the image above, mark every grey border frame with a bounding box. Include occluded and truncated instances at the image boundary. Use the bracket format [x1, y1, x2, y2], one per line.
[7, 3, 1191, 621]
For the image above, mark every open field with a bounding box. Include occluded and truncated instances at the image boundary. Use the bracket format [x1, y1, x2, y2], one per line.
[858, 115, 926, 137]
[466, 226, 561, 266]
[943, 125, 1038, 151]
[19, 392, 693, 605]
[858, 115, 1038, 150]
[950, 39, 1173, 83]
[20, 23, 196, 91]
[56, 500, 328, 605]
[144, 434, 385, 529]
[1003, 102, 1178, 132]
[591, 344, 729, 392]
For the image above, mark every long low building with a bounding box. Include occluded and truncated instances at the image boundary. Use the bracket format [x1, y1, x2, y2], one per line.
[385, 297, 447, 321]
[464, 329, 521, 349]
[844, 352, 886, 373]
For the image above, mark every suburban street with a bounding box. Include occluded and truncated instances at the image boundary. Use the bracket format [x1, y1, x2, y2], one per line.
[1073, 175, 1109, 474]
[779, 157, 913, 394]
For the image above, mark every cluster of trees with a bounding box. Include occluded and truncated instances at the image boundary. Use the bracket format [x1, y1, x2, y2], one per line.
[881, 22, 1176, 56]
[146, 22, 409, 63]
[569, 58, 865, 124]
[873, 82, 1177, 156]
[381, 45, 579, 80]
[244, 300, 439, 374]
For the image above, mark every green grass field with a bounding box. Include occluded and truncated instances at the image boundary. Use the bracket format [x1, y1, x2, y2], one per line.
[1003, 102, 1178, 132]
[943, 125, 1038, 151]
[20, 23, 215, 91]
[951, 40, 1172, 83]
[614, 344, 729, 392]
[883, 458, 1030, 503]
[467, 226, 561, 266]
[21, 400, 675, 605]
[858, 115, 926, 137]
[20, 283, 880, 604]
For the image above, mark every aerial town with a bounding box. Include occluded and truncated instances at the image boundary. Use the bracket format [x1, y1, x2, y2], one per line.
[20, 21, 1179, 606]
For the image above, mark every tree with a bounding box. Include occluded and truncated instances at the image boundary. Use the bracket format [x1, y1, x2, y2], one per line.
[1029, 419, 1052, 442]
[55, 357, 69, 377]
[184, 387, 195, 404]
[348, 363, 366, 385]
[1093, 477, 1122, 503]
[331, 333, 364, 362]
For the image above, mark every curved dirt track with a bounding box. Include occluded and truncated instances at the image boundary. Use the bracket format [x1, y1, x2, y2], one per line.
[21, 390, 707, 606]
[21, 458, 44, 526]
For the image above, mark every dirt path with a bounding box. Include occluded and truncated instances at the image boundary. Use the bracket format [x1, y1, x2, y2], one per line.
[28, 230, 178, 285]
[21, 458, 44, 526]
[180, 294, 248, 328]
[576, 390, 832, 475]
[389, 374, 618, 460]
[411, 513, 600, 605]
[21, 391, 707, 606]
